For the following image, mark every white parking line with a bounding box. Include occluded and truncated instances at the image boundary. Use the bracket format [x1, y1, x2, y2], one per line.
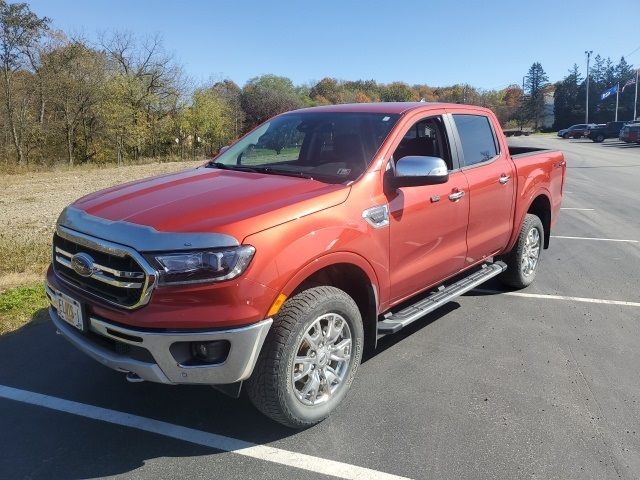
[560, 208, 594, 211]
[473, 289, 640, 307]
[551, 235, 638, 243]
[0, 385, 411, 480]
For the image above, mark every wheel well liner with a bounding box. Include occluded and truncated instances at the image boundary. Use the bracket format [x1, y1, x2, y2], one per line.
[527, 194, 551, 248]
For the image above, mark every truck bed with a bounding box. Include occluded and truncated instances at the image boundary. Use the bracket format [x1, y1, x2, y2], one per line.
[508, 146, 549, 158]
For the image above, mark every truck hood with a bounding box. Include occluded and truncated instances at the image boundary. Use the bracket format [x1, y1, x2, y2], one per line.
[72, 167, 350, 240]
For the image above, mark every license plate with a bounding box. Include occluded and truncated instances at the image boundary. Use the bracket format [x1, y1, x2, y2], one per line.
[55, 291, 84, 331]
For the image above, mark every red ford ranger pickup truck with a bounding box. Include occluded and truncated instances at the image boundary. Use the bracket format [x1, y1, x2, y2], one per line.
[45, 102, 566, 428]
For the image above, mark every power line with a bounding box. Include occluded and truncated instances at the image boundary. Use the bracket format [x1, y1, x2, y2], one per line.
[625, 45, 640, 58]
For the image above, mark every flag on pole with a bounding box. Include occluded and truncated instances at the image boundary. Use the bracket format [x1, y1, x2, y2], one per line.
[600, 84, 618, 100]
[622, 77, 637, 92]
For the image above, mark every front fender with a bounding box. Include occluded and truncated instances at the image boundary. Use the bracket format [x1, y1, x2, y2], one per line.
[242, 204, 389, 316]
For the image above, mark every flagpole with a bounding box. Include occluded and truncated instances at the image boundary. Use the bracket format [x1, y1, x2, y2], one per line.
[635, 69, 639, 121]
[615, 83, 619, 121]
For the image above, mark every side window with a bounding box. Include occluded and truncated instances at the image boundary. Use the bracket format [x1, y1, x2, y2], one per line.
[452, 114, 498, 167]
[392, 116, 453, 170]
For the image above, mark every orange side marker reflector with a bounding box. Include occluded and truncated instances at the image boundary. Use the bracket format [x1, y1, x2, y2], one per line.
[267, 293, 287, 317]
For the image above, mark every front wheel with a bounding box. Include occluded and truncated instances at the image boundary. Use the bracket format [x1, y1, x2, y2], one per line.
[498, 214, 544, 289]
[593, 134, 605, 142]
[246, 286, 363, 428]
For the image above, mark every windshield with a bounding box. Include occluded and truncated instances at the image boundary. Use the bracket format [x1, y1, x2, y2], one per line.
[211, 112, 400, 183]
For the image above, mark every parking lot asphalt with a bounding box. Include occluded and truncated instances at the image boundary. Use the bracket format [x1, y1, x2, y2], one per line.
[1, 135, 639, 480]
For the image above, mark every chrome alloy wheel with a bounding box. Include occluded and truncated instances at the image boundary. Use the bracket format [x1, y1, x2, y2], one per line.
[521, 226, 541, 276]
[291, 313, 353, 406]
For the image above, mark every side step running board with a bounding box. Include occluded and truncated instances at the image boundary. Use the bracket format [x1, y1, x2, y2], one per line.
[377, 261, 507, 334]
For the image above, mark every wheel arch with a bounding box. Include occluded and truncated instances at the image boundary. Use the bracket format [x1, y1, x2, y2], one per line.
[506, 190, 552, 253]
[279, 253, 380, 351]
[527, 193, 551, 249]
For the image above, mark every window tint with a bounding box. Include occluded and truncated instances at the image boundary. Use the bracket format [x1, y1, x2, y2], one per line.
[215, 112, 399, 182]
[453, 114, 498, 166]
[393, 116, 453, 170]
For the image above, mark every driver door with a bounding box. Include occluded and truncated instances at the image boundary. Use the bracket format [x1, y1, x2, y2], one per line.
[387, 114, 469, 303]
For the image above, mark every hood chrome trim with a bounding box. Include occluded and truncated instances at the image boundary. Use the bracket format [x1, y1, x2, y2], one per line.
[57, 206, 239, 252]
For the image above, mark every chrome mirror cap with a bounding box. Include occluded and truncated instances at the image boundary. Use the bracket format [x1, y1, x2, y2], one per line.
[391, 156, 449, 188]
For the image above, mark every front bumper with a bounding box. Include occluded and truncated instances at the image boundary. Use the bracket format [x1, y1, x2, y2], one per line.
[46, 283, 272, 385]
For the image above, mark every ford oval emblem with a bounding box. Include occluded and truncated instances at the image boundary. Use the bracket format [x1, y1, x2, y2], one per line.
[70, 253, 96, 277]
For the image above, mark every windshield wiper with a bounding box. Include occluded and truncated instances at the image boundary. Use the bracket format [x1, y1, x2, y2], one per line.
[207, 161, 313, 179]
[255, 167, 314, 179]
[205, 161, 260, 173]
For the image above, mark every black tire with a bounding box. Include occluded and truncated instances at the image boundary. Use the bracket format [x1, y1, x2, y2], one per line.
[594, 134, 605, 143]
[498, 214, 544, 289]
[246, 286, 363, 428]
[562, 132, 569, 139]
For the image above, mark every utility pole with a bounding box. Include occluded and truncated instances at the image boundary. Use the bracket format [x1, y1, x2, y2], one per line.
[585, 50, 593, 123]
[615, 83, 619, 122]
[635, 68, 639, 121]
[518, 76, 526, 129]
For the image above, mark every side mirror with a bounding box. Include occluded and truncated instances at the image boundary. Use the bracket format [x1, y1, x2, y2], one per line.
[389, 156, 449, 188]
[219, 145, 230, 154]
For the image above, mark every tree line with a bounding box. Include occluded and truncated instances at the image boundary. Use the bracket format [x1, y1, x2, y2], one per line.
[0, 1, 635, 169]
[0, 1, 529, 168]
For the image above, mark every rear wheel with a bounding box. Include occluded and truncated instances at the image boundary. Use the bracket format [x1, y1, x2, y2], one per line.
[593, 134, 605, 142]
[246, 286, 363, 428]
[498, 214, 543, 289]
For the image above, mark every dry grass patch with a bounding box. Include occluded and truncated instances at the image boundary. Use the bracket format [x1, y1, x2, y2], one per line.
[0, 159, 202, 333]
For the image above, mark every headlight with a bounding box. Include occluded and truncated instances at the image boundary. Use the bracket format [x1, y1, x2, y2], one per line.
[150, 245, 255, 285]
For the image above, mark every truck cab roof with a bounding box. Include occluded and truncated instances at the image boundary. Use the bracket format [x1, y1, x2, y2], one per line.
[294, 102, 493, 116]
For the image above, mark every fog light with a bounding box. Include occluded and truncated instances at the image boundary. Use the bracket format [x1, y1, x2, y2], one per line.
[190, 340, 230, 364]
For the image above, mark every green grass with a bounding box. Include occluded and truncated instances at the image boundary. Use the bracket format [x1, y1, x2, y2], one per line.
[0, 283, 49, 335]
[241, 146, 300, 165]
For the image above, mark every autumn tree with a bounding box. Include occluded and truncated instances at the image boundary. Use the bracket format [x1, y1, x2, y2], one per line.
[181, 88, 234, 157]
[41, 40, 106, 165]
[0, 0, 49, 164]
[101, 32, 184, 162]
[241, 75, 302, 130]
[379, 82, 416, 102]
[210, 79, 244, 138]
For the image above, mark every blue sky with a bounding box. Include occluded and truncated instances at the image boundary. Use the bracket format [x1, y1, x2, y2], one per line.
[28, 0, 640, 90]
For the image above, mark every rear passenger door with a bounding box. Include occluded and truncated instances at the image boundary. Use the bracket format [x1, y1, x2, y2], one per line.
[450, 113, 515, 265]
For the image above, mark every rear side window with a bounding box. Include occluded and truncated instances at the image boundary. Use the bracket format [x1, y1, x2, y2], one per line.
[453, 114, 498, 166]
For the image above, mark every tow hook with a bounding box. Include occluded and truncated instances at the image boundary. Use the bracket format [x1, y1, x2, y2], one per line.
[125, 372, 144, 383]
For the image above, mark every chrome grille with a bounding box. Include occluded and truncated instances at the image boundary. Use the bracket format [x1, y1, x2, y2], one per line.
[55, 247, 145, 288]
[52, 226, 157, 309]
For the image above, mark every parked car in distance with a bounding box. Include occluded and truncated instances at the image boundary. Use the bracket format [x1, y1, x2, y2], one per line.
[586, 121, 626, 142]
[619, 123, 640, 143]
[557, 124, 597, 139]
[45, 102, 566, 428]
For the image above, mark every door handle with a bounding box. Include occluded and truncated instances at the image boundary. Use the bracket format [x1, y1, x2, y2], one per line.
[448, 190, 465, 201]
[499, 174, 511, 184]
